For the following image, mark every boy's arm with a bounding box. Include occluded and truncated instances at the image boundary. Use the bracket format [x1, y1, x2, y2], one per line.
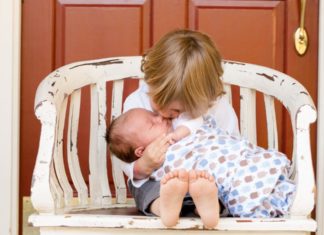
[133, 134, 174, 179]
[132, 125, 190, 179]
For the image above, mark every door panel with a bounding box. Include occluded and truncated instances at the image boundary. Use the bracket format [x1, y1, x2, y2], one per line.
[152, 0, 187, 43]
[55, 0, 151, 66]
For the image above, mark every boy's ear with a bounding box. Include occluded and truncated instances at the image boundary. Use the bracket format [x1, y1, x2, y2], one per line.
[134, 146, 145, 158]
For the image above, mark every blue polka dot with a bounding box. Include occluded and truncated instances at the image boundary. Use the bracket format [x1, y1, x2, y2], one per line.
[218, 139, 226, 145]
[227, 162, 235, 168]
[167, 154, 175, 161]
[221, 149, 229, 155]
[279, 183, 289, 192]
[237, 169, 245, 177]
[255, 181, 264, 188]
[236, 204, 243, 212]
[261, 210, 269, 216]
[231, 190, 239, 196]
[270, 198, 278, 207]
[249, 165, 258, 173]
[199, 159, 208, 167]
[274, 159, 282, 165]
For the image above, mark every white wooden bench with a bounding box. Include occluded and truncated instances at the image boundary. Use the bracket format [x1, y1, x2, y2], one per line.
[28, 56, 317, 235]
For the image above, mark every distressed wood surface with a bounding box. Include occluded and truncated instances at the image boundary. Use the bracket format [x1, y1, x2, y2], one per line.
[264, 95, 278, 150]
[29, 212, 316, 231]
[239, 87, 257, 144]
[30, 56, 317, 233]
[67, 89, 88, 205]
[111, 80, 127, 204]
[55, 97, 73, 206]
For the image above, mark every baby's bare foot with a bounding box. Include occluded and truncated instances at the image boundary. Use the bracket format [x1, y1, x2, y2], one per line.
[160, 169, 189, 227]
[189, 170, 219, 229]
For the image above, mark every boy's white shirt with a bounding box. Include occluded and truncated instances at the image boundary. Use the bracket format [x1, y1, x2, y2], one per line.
[119, 81, 240, 187]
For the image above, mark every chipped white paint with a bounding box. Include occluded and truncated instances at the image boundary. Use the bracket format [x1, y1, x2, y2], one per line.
[264, 95, 278, 150]
[223, 84, 232, 105]
[29, 213, 316, 232]
[55, 97, 73, 206]
[30, 57, 317, 234]
[37, 229, 314, 235]
[239, 87, 257, 144]
[89, 84, 103, 205]
[67, 89, 89, 205]
[97, 81, 112, 205]
[111, 80, 127, 204]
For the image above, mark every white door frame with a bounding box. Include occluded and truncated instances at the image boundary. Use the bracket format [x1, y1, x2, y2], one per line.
[316, 2, 324, 235]
[0, 0, 21, 235]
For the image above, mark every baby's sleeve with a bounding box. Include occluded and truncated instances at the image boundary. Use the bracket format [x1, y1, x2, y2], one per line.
[118, 159, 149, 187]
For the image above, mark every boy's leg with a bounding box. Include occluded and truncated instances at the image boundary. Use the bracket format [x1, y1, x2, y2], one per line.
[189, 170, 219, 229]
[159, 169, 189, 227]
[127, 179, 160, 216]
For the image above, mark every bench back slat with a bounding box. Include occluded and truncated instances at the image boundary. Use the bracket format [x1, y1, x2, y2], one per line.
[240, 87, 257, 144]
[54, 97, 73, 206]
[67, 89, 89, 205]
[264, 94, 278, 150]
[111, 80, 127, 204]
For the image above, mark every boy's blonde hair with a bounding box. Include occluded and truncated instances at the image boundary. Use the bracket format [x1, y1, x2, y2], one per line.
[142, 29, 224, 118]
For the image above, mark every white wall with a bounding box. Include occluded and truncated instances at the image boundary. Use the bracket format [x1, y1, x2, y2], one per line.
[317, 2, 324, 235]
[0, 0, 21, 234]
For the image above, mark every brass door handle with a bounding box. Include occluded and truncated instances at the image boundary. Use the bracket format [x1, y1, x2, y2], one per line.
[294, 0, 308, 55]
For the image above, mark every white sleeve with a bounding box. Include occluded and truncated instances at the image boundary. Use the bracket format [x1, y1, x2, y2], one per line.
[172, 96, 239, 136]
[118, 160, 149, 188]
[208, 96, 240, 136]
[123, 82, 152, 113]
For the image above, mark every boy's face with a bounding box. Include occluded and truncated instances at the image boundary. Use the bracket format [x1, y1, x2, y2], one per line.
[150, 100, 184, 119]
[126, 109, 173, 147]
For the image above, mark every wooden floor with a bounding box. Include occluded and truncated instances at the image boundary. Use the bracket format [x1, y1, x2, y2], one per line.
[23, 197, 39, 235]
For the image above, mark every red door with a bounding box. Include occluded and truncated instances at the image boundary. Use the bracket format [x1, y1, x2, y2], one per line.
[21, 0, 318, 233]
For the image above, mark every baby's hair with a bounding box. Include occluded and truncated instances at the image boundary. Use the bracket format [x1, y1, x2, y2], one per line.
[105, 115, 137, 163]
[141, 29, 224, 118]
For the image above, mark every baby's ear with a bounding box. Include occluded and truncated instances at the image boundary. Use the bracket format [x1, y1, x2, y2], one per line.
[134, 146, 145, 158]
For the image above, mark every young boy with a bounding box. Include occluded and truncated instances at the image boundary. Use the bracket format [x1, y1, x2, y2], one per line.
[106, 108, 296, 225]
[120, 29, 240, 227]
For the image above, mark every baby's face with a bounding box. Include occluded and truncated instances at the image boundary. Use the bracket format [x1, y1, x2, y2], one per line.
[126, 109, 172, 147]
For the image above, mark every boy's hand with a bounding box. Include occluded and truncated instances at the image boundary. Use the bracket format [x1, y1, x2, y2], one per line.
[133, 134, 174, 179]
